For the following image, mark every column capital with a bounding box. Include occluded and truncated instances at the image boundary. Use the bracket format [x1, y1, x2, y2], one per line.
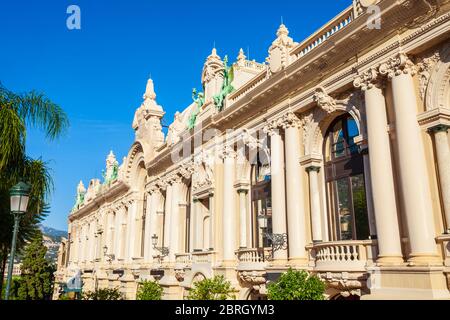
[379, 52, 417, 80]
[300, 153, 322, 168]
[428, 124, 450, 134]
[219, 145, 237, 160]
[353, 67, 384, 91]
[305, 166, 321, 173]
[280, 111, 302, 130]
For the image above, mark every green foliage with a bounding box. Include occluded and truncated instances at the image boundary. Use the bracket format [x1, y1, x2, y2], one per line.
[82, 288, 123, 300]
[187, 275, 236, 300]
[0, 83, 68, 296]
[267, 269, 325, 300]
[58, 294, 72, 300]
[136, 280, 163, 300]
[2, 277, 21, 300]
[16, 232, 55, 300]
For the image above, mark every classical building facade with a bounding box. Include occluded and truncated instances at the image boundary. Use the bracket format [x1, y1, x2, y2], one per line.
[55, 0, 450, 300]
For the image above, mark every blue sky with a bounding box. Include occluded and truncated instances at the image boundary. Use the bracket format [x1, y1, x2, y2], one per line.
[0, 0, 350, 230]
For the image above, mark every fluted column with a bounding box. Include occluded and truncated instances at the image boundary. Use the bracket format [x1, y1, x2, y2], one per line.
[306, 166, 323, 243]
[169, 177, 182, 261]
[429, 125, 450, 233]
[238, 189, 248, 249]
[380, 53, 439, 264]
[282, 112, 308, 264]
[265, 126, 288, 261]
[354, 69, 403, 264]
[221, 146, 237, 263]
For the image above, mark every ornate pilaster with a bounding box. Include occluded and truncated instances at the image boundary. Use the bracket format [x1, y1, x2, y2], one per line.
[428, 125, 450, 233]
[221, 144, 237, 263]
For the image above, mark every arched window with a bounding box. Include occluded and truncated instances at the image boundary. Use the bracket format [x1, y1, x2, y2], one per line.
[251, 150, 272, 248]
[324, 114, 369, 241]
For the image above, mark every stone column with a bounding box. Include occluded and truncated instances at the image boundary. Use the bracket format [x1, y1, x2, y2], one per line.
[266, 126, 288, 261]
[126, 199, 138, 260]
[306, 166, 323, 243]
[107, 211, 115, 255]
[282, 113, 308, 264]
[169, 178, 182, 261]
[354, 70, 403, 264]
[429, 125, 450, 233]
[380, 53, 439, 264]
[221, 146, 237, 262]
[209, 193, 215, 250]
[163, 184, 173, 249]
[114, 206, 124, 260]
[143, 191, 154, 262]
[192, 199, 201, 251]
[238, 189, 248, 249]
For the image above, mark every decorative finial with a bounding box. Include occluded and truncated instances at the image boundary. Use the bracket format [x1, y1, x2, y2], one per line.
[77, 180, 86, 193]
[144, 78, 156, 100]
[237, 48, 246, 62]
[277, 23, 289, 37]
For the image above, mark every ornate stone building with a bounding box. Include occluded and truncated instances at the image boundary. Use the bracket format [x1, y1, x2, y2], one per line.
[55, 0, 450, 300]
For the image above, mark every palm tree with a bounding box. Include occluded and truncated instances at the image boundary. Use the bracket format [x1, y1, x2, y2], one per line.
[0, 83, 69, 297]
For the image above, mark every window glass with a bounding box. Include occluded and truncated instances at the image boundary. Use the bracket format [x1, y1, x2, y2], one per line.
[336, 178, 353, 240]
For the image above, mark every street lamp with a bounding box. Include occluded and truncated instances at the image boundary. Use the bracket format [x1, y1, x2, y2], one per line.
[151, 234, 169, 259]
[257, 213, 288, 258]
[102, 245, 115, 263]
[5, 181, 31, 300]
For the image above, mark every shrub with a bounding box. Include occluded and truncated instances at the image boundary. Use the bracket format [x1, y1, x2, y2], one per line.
[136, 280, 163, 300]
[188, 275, 236, 300]
[267, 268, 325, 300]
[82, 287, 123, 300]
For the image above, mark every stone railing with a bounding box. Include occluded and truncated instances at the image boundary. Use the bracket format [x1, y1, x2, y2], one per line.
[192, 251, 215, 264]
[236, 248, 271, 271]
[228, 71, 267, 105]
[174, 253, 192, 269]
[436, 235, 450, 267]
[307, 240, 378, 272]
[291, 6, 354, 59]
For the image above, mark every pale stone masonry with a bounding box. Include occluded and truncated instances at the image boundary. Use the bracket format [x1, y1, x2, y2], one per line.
[55, 0, 450, 300]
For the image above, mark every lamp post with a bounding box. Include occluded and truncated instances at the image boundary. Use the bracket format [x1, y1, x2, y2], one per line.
[4, 181, 31, 300]
[102, 245, 115, 263]
[151, 234, 169, 260]
[257, 213, 288, 260]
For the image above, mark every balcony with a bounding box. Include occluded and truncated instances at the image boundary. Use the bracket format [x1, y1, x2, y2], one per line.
[192, 251, 216, 265]
[307, 240, 378, 272]
[175, 253, 192, 270]
[236, 248, 272, 271]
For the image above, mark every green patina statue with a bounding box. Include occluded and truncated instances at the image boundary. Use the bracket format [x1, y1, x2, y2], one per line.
[102, 163, 118, 185]
[72, 182, 86, 212]
[213, 55, 234, 112]
[188, 88, 205, 130]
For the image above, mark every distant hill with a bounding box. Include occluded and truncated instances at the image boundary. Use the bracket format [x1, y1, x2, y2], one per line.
[40, 225, 67, 242]
[39, 225, 68, 264]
